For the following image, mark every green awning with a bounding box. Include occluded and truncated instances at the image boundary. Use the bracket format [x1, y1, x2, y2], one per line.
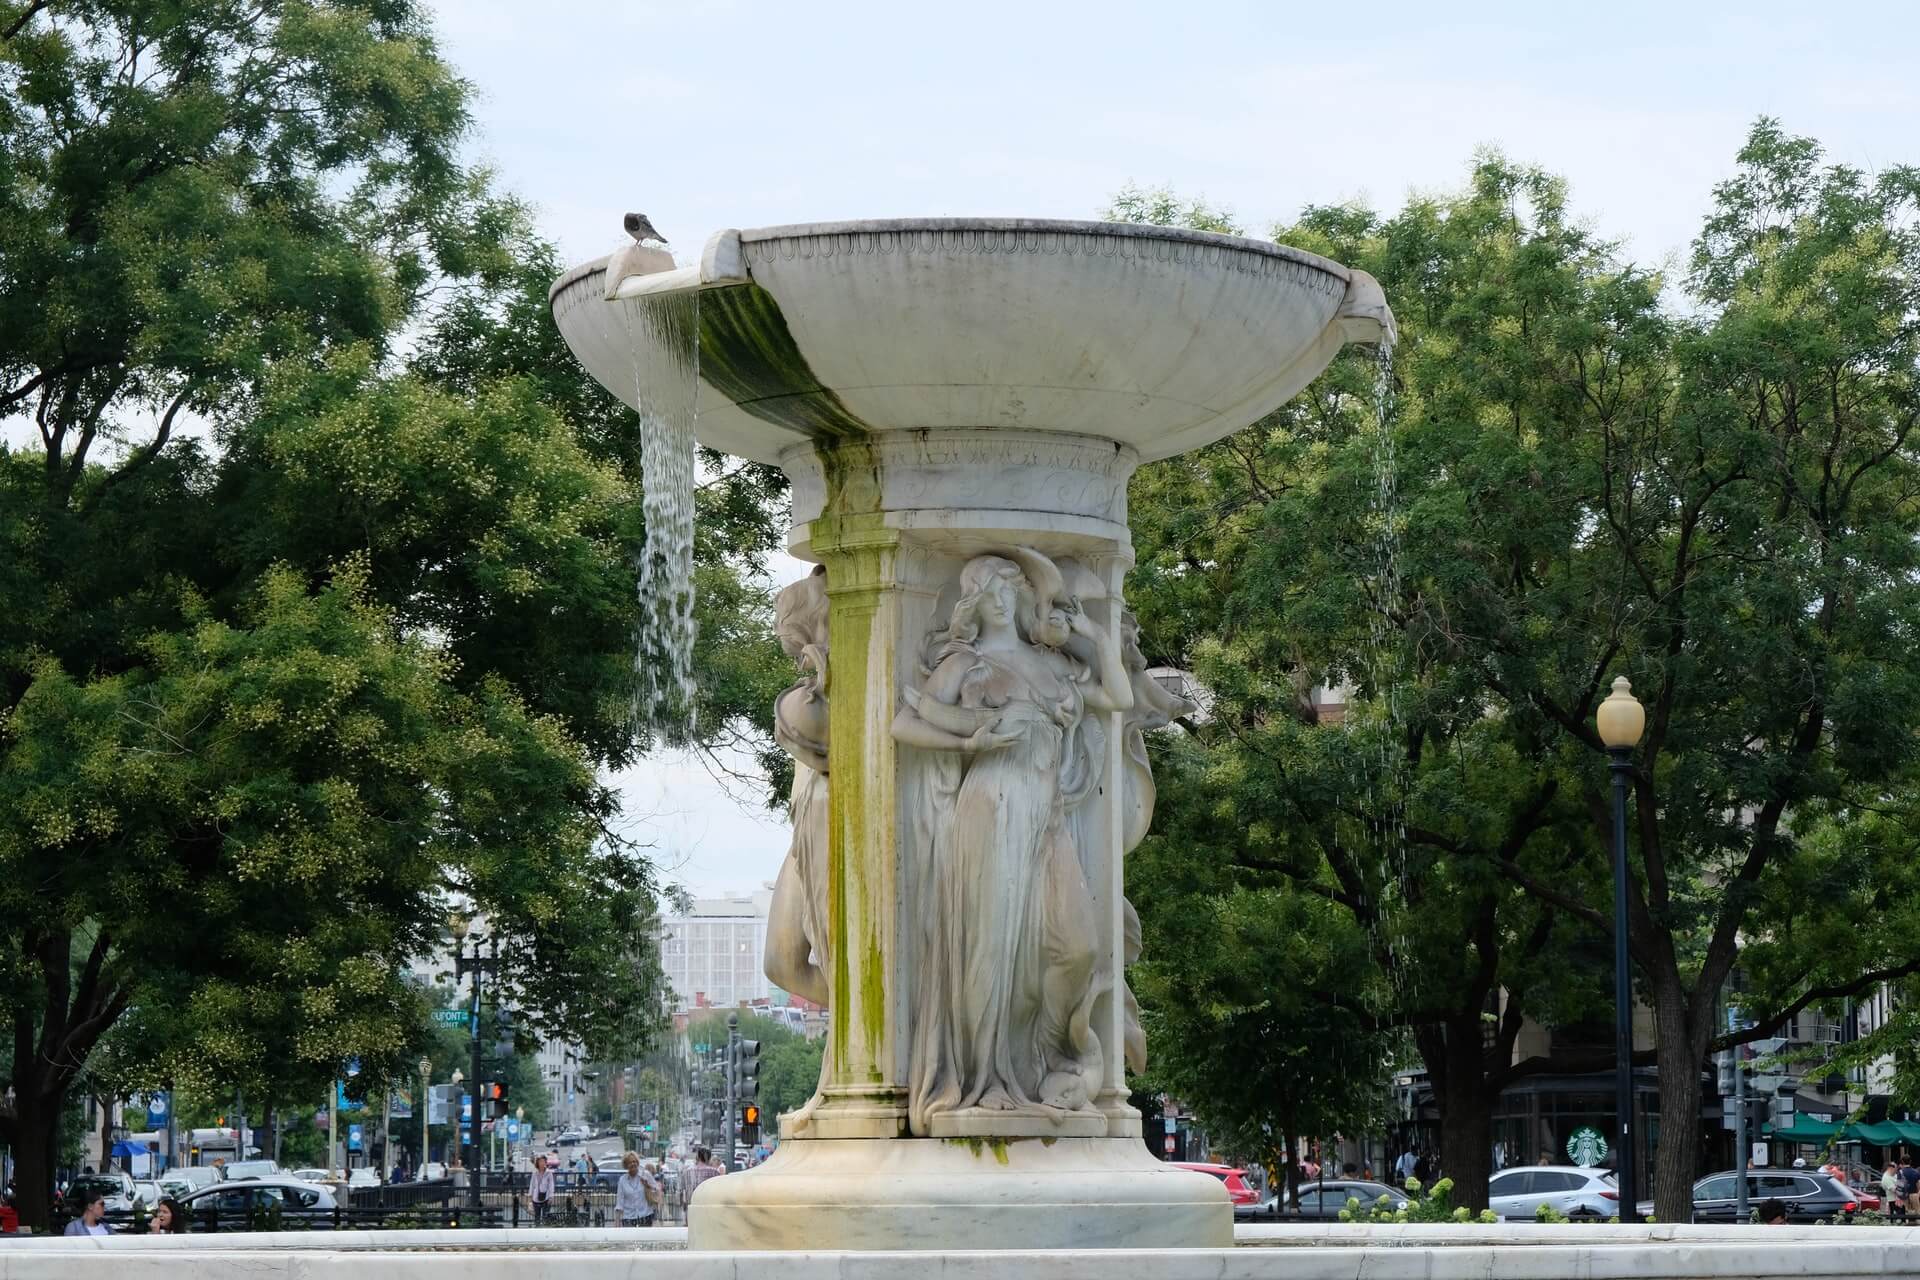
[1765, 1117, 1920, 1145]
[1767, 1118, 1842, 1142]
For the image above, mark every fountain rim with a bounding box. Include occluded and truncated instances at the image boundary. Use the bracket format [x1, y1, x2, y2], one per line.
[547, 216, 1355, 303]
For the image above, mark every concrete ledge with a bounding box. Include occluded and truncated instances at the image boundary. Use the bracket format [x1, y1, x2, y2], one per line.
[4, 1223, 1918, 1278]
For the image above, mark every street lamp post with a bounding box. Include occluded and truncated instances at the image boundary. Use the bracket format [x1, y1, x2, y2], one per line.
[418, 1056, 432, 1175]
[1597, 675, 1646, 1222]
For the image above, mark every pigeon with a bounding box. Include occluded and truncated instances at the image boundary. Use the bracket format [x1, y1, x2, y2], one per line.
[624, 212, 668, 246]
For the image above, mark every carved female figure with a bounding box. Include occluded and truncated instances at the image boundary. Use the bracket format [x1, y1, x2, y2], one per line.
[892, 549, 1133, 1133]
[764, 567, 831, 1129]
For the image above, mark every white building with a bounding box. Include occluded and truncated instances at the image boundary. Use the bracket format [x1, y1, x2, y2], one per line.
[656, 889, 774, 1011]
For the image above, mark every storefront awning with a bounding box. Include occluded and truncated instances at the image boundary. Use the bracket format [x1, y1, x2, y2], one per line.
[1765, 1117, 1920, 1145]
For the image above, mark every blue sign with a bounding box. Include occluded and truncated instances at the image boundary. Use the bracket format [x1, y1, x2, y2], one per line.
[336, 1080, 364, 1112]
[505, 1120, 521, 1141]
[460, 1093, 472, 1130]
[144, 1091, 171, 1130]
[347, 1123, 364, 1152]
[388, 1089, 413, 1121]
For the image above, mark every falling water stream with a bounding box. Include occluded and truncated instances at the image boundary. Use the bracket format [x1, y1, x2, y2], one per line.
[623, 290, 702, 738]
[1362, 338, 1414, 1013]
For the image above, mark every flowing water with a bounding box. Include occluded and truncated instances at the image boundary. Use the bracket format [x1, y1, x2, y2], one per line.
[623, 291, 702, 739]
[1362, 338, 1413, 1007]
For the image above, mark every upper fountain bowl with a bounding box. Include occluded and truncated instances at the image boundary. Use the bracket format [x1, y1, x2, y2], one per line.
[550, 218, 1393, 466]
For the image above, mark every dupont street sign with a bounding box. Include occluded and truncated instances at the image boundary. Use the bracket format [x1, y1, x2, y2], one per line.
[1566, 1126, 1609, 1168]
[431, 1010, 466, 1025]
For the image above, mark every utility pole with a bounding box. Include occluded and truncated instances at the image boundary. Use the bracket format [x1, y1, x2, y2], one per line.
[1734, 1037, 1749, 1221]
[452, 924, 498, 1212]
[724, 1012, 739, 1171]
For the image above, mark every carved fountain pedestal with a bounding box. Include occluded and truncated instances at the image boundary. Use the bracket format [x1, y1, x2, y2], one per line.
[552, 218, 1392, 1250]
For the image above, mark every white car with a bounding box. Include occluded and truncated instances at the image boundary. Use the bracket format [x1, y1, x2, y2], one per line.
[347, 1168, 382, 1188]
[64, 1172, 137, 1213]
[419, 1161, 449, 1181]
[222, 1158, 280, 1181]
[163, 1167, 219, 1197]
[290, 1167, 333, 1183]
[132, 1180, 164, 1208]
[1487, 1165, 1621, 1221]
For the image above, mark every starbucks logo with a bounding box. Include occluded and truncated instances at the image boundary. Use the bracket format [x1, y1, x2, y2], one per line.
[1566, 1126, 1609, 1167]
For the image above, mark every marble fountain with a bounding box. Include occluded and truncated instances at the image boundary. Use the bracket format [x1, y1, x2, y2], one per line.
[10, 219, 1903, 1275]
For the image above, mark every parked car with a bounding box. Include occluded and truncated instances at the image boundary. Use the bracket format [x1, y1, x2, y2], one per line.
[1486, 1166, 1620, 1221]
[221, 1159, 280, 1181]
[131, 1180, 164, 1208]
[1172, 1162, 1263, 1215]
[64, 1172, 137, 1213]
[163, 1167, 219, 1197]
[346, 1168, 381, 1188]
[290, 1167, 332, 1184]
[418, 1161, 449, 1181]
[178, 1178, 339, 1229]
[1270, 1179, 1409, 1221]
[1637, 1169, 1863, 1223]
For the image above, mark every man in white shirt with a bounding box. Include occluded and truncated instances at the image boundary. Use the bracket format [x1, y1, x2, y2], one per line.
[1394, 1149, 1418, 1187]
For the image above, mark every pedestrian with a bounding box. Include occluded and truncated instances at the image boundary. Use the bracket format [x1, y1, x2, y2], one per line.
[1880, 1163, 1901, 1220]
[145, 1197, 187, 1234]
[1757, 1197, 1789, 1225]
[615, 1152, 657, 1228]
[679, 1146, 725, 1222]
[1898, 1157, 1920, 1218]
[1393, 1148, 1416, 1187]
[63, 1187, 111, 1237]
[527, 1154, 556, 1227]
[644, 1159, 667, 1222]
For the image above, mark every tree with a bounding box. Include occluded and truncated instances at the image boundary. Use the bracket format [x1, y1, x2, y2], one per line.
[1117, 168, 1620, 1211]
[759, 1037, 823, 1135]
[1130, 123, 1920, 1221]
[0, 2, 787, 1226]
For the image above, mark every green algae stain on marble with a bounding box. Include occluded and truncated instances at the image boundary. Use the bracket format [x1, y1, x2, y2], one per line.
[942, 1137, 1016, 1165]
[695, 283, 876, 441]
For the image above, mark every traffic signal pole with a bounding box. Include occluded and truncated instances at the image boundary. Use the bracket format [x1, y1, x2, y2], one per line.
[724, 1012, 739, 1171]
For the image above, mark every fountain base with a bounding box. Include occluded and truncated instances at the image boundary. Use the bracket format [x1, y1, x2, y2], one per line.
[686, 1136, 1230, 1251]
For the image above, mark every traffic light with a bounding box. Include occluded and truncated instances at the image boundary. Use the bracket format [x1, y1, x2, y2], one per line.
[492, 1007, 516, 1059]
[739, 1103, 761, 1146]
[479, 1080, 509, 1119]
[730, 1039, 761, 1103]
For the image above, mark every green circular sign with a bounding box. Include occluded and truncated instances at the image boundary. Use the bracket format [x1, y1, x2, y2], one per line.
[1566, 1126, 1609, 1167]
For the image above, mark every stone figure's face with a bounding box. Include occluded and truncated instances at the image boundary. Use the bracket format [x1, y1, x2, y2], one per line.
[980, 572, 1018, 626]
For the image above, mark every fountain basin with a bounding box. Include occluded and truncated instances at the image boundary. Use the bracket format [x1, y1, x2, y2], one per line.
[550, 218, 1392, 465]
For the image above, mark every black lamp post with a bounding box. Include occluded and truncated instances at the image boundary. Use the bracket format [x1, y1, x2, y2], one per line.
[1597, 675, 1646, 1221]
[451, 916, 499, 1213]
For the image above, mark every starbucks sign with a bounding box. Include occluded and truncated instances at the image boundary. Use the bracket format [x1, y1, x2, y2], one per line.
[1566, 1126, 1609, 1167]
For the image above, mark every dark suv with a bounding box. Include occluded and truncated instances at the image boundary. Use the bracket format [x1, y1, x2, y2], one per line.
[1644, 1169, 1863, 1223]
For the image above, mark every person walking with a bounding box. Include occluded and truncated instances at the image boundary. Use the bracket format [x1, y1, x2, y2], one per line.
[1898, 1156, 1920, 1218]
[63, 1188, 110, 1237]
[1881, 1162, 1901, 1221]
[527, 1153, 556, 1227]
[1393, 1148, 1416, 1188]
[679, 1147, 725, 1223]
[614, 1152, 658, 1228]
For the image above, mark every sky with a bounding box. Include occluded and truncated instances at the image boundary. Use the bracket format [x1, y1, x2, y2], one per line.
[17, 1, 1918, 899]
[420, 0, 1920, 897]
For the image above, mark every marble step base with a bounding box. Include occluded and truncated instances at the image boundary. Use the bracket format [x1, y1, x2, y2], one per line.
[687, 1135, 1230, 1251]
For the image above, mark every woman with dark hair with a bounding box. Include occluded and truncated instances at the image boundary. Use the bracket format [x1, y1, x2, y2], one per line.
[147, 1197, 187, 1233]
[62, 1187, 110, 1236]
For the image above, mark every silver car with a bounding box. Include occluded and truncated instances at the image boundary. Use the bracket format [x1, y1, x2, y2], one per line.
[1486, 1165, 1620, 1221]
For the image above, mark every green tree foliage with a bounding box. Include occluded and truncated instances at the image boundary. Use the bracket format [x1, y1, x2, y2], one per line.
[759, 1037, 823, 1135]
[0, 1, 787, 1225]
[1124, 121, 1920, 1220]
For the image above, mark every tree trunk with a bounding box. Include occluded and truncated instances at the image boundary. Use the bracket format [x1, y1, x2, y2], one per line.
[11, 1097, 62, 1232]
[1435, 1024, 1495, 1213]
[1652, 996, 1706, 1223]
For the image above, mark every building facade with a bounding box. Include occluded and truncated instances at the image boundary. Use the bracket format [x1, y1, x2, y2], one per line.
[656, 889, 775, 1012]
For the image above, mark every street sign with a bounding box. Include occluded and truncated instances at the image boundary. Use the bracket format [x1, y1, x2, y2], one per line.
[431, 1009, 466, 1025]
[1163, 1136, 1175, 1154]
[1566, 1126, 1609, 1167]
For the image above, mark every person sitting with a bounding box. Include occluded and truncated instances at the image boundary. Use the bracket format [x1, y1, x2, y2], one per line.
[1757, 1197, 1789, 1225]
[62, 1188, 110, 1237]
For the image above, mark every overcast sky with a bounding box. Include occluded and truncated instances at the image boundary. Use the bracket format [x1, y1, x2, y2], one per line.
[16, 2, 1914, 899]
[420, 0, 1919, 897]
